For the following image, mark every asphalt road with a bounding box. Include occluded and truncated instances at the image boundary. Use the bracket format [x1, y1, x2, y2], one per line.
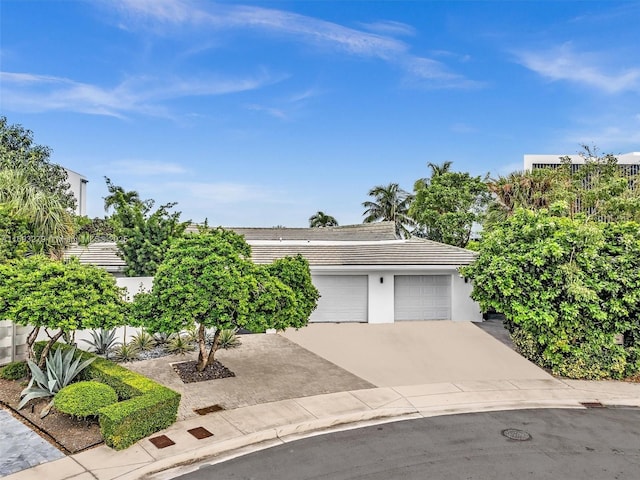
[176, 408, 640, 480]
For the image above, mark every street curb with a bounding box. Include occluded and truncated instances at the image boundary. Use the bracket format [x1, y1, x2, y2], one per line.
[127, 398, 637, 480]
[120, 409, 422, 480]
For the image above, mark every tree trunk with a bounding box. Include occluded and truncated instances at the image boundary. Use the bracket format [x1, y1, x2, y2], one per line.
[196, 323, 208, 372]
[38, 330, 64, 368]
[26, 327, 40, 362]
[205, 329, 222, 370]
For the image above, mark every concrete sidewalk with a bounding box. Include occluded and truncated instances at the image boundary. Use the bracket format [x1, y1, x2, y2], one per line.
[6, 377, 640, 480]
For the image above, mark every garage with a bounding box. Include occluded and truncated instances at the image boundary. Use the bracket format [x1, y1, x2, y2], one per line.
[310, 275, 368, 323]
[394, 275, 451, 321]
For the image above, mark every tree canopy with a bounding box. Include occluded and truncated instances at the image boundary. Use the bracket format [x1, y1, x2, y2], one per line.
[362, 183, 414, 238]
[105, 177, 189, 276]
[462, 207, 640, 379]
[410, 169, 489, 248]
[0, 116, 75, 210]
[309, 211, 338, 228]
[134, 230, 318, 371]
[0, 256, 127, 366]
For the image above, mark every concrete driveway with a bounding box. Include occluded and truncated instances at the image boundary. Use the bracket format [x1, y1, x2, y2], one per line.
[282, 322, 552, 387]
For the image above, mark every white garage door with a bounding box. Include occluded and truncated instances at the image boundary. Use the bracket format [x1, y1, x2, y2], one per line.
[394, 275, 451, 321]
[310, 275, 368, 323]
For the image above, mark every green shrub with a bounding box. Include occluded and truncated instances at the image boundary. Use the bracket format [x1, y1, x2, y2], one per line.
[112, 343, 140, 362]
[54, 381, 118, 418]
[82, 329, 120, 356]
[130, 330, 154, 351]
[0, 361, 28, 380]
[34, 341, 180, 450]
[218, 328, 241, 350]
[167, 334, 194, 355]
[19, 347, 95, 416]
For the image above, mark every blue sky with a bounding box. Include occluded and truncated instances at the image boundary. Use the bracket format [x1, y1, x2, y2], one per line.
[2, 0, 639, 226]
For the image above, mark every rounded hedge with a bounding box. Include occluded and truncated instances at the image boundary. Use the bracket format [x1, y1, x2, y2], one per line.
[54, 381, 118, 418]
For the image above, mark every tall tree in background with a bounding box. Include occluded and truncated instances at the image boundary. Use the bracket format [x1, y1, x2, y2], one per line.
[484, 168, 562, 228]
[309, 211, 338, 227]
[0, 116, 75, 211]
[105, 178, 189, 276]
[0, 169, 74, 258]
[362, 183, 414, 238]
[410, 168, 489, 248]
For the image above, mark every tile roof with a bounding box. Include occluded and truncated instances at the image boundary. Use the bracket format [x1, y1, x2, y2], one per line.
[186, 221, 398, 241]
[64, 236, 477, 271]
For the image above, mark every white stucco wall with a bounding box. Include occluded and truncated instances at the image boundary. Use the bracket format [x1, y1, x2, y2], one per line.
[451, 273, 483, 322]
[116, 276, 154, 301]
[368, 272, 395, 324]
[64, 168, 88, 216]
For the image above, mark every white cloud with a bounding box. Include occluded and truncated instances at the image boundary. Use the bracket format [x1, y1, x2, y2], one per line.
[106, 160, 188, 176]
[0, 70, 279, 117]
[515, 43, 640, 94]
[359, 20, 416, 37]
[164, 181, 287, 205]
[108, 0, 475, 89]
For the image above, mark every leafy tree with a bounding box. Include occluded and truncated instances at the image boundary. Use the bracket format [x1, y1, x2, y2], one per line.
[134, 230, 317, 371]
[362, 183, 414, 238]
[485, 146, 640, 229]
[461, 207, 640, 379]
[0, 256, 127, 367]
[264, 254, 320, 324]
[558, 145, 640, 222]
[105, 178, 189, 276]
[0, 169, 74, 258]
[0, 204, 30, 262]
[309, 211, 338, 227]
[410, 170, 489, 248]
[484, 168, 562, 228]
[0, 116, 75, 210]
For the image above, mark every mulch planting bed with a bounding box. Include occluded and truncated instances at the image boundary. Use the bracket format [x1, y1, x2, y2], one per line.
[172, 360, 235, 383]
[0, 378, 103, 454]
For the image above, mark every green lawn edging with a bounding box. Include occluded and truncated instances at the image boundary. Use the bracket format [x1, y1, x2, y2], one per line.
[34, 341, 181, 450]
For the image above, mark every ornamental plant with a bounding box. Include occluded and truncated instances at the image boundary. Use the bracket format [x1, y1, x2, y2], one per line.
[54, 381, 118, 419]
[461, 206, 640, 379]
[133, 229, 318, 372]
[19, 346, 95, 417]
[0, 256, 127, 367]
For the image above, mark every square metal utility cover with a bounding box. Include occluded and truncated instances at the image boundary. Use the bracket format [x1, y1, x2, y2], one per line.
[194, 404, 224, 415]
[149, 435, 176, 449]
[188, 427, 214, 440]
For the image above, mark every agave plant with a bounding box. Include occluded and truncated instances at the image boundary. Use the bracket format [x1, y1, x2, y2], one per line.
[218, 328, 242, 350]
[82, 328, 120, 357]
[112, 343, 140, 363]
[130, 330, 154, 351]
[19, 347, 95, 418]
[167, 334, 195, 355]
[152, 331, 171, 347]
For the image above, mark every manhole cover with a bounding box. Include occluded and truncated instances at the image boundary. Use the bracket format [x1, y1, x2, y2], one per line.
[194, 404, 225, 415]
[188, 427, 214, 440]
[149, 435, 176, 449]
[502, 428, 532, 441]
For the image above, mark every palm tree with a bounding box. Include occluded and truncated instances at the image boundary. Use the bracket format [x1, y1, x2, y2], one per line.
[362, 183, 414, 238]
[103, 177, 141, 212]
[414, 161, 453, 190]
[309, 211, 338, 228]
[0, 169, 74, 258]
[485, 169, 562, 227]
[427, 161, 453, 177]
